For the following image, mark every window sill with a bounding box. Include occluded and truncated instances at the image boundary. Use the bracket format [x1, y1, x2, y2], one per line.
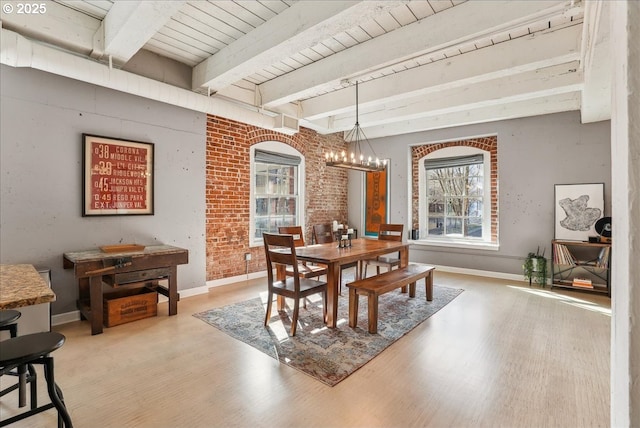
[409, 239, 499, 251]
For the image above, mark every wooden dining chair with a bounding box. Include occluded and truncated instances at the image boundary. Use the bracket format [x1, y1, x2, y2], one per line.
[278, 226, 328, 280]
[361, 224, 405, 278]
[312, 223, 334, 245]
[263, 233, 327, 336]
[312, 224, 359, 294]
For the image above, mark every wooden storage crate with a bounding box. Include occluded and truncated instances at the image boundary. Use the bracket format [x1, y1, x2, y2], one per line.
[103, 287, 158, 327]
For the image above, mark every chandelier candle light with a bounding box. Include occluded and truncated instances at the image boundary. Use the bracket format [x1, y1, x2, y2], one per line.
[325, 81, 387, 172]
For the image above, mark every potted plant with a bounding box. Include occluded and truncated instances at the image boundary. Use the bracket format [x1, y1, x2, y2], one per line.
[523, 246, 548, 286]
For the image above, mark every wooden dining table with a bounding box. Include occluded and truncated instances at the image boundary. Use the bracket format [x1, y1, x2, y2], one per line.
[280, 238, 409, 328]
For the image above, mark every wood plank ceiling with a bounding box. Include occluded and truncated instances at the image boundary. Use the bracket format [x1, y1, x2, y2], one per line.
[0, 0, 611, 139]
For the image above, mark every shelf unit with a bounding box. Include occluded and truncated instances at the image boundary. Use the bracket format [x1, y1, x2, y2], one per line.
[551, 240, 611, 296]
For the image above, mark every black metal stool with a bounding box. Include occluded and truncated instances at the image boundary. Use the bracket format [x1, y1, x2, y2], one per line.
[0, 309, 37, 410]
[0, 332, 73, 427]
[0, 310, 21, 338]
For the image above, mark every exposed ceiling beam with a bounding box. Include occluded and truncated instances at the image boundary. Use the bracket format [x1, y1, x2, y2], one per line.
[192, 0, 407, 92]
[0, 28, 295, 134]
[91, 1, 185, 64]
[359, 92, 581, 139]
[258, 0, 575, 107]
[300, 23, 583, 121]
[324, 62, 583, 131]
[580, 0, 612, 123]
[0, 1, 99, 55]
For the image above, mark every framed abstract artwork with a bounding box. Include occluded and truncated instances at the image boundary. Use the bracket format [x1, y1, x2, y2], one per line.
[83, 134, 154, 216]
[364, 167, 388, 236]
[554, 183, 604, 241]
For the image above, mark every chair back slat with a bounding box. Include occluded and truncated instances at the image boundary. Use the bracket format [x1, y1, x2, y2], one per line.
[312, 224, 334, 244]
[263, 233, 300, 288]
[378, 224, 404, 241]
[278, 226, 305, 247]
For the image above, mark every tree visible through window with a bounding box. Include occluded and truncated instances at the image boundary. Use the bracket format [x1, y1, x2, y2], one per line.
[425, 153, 485, 239]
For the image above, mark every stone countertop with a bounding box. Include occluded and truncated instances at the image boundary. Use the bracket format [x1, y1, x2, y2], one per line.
[0, 264, 56, 309]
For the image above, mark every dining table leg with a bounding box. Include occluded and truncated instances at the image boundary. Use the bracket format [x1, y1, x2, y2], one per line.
[325, 262, 340, 328]
[400, 246, 409, 293]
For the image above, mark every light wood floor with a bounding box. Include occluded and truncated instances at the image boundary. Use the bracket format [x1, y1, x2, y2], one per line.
[0, 272, 610, 427]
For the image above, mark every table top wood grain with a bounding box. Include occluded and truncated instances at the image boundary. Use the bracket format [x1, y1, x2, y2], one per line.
[294, 238, 408, 265]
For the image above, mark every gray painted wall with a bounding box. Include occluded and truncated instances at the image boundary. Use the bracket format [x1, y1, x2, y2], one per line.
[0, 65, 207, 315]
[348, 111, 611, 275]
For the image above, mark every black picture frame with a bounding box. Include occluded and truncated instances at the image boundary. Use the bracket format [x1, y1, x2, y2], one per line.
[554, 183, 604, 241]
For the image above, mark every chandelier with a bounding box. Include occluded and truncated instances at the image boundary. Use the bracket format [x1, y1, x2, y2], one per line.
[325, 82, 387, 172]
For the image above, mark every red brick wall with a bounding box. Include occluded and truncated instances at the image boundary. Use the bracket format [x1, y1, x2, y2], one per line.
[206, 115, 350, 281]
[410, 136, 498, 242]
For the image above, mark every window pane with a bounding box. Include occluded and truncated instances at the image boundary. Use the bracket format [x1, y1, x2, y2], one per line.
[428, 217, 444, 235]
[446, 197, 463, 216]
[268, 165, 283, 175]
[255, 174, 267, 194]
[268, 175, 279, 194]
[256, 197, 268, 215]
[467, 177, 483, 196]
[255, 217, 269, 239]
[466, 217, 482, 237]
[276, 217, 296, 228]
[427, 182, 442, 198]
[446, 218, 462, 235]
[427, 169, 440, 180]
[468, 163, 483, 176]
[274, 197, 292, 214]
[428, 200, 444, 215]
[467, 199, 483, 217]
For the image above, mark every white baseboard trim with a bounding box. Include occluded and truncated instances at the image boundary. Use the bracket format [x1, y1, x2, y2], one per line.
[51, 267, 525, 326]
[205, 271, 267, 288]
[52, 311, 81, 326]
[432, 265, 526, 282]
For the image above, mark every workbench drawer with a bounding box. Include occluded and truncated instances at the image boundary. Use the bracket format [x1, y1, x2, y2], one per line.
[104, 267, 171, 286]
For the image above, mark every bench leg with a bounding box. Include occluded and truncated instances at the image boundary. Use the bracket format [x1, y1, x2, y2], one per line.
[348, 288, 359, 328]
[367, 294, 379, 334]
[426, 272, 433, 301]
[408, 281, 417, 298]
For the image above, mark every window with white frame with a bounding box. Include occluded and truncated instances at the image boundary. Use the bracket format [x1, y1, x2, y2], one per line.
[250, 142, 304, 246]
[419, 147, 492, 245]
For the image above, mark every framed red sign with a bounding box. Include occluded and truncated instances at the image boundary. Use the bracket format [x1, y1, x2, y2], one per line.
[82, 134, 154, 216]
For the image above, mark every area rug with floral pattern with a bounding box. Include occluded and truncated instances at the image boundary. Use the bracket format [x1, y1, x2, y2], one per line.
[193, 284, 463, 386]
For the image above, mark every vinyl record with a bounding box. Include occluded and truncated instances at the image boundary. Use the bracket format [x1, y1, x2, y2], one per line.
[595, 217, 612, 237]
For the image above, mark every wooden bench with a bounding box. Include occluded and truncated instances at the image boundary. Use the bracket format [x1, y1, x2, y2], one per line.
[346, 263, 435, 334]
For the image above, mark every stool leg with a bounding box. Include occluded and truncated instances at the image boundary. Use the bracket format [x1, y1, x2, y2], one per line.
[43, 357, 73, 428]
[28, 364, 37, 410]
[17, 364, 27, 408]
[55, 384, 66, 428]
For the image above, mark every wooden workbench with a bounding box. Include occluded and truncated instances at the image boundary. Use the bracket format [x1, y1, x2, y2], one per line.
[63, 245, 188, 335]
